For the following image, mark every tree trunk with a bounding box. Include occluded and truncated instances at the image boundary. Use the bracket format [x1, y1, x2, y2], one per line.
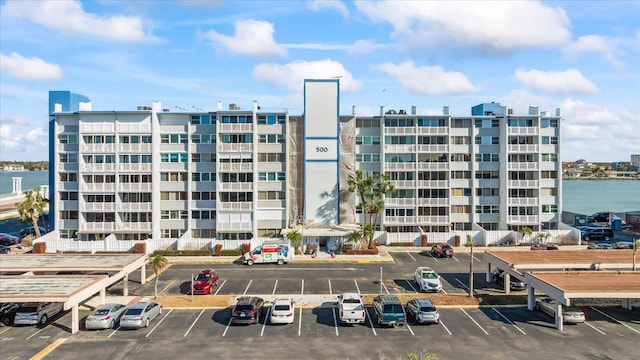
[32, 217, 41, 238]
[154, 274, 159, 298]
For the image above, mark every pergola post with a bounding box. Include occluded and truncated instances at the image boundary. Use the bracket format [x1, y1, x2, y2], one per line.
[71, 305, 79, 334]
[486, 263, 492, 283]
[555, 302, 563, 331]
[140, 263, 146, 285]
[123, 273, 129, 296]
[527, 286, 535, 310]
[100, 288, 106, 304]
[504, 273, 511, 294]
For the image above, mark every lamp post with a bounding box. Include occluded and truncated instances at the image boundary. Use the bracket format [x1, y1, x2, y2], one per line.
[380, 266, 383, 294]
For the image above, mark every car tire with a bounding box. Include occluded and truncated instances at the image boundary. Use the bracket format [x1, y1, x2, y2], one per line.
[108, 320, 114, 329]
[1, 315, 10, 325]
[247, 259, 254, 266]
[209, 286, 213, 294]
[604, 236, 610, 241]
[145, 318, 150, 327]
[584, 235, 590, 241]
[159, 306, 163, 315]
[40, 314, 47, 325]
[277, 259, 284, 265]
[534, 302, 540, 311]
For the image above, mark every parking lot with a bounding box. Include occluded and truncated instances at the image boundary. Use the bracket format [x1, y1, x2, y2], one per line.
[1, 251, 638, 359]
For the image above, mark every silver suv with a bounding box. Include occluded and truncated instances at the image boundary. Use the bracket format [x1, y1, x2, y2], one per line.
[14, 302, 64, 325]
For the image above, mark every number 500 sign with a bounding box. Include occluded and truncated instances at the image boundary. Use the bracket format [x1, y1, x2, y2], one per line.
[306, 140, 337, 160]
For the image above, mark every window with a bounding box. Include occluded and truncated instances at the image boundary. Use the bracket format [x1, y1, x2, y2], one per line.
[60, 153, 78, 163]
[356, 154, 381, 162]
[257, 191, 286, 200]
[451, 171, 471, 179]
[258, 153, 284, 162]
[160, 153, 188, 163]
[476, 188, 499, 196]
[542, 205, 558, 213]
[417, 118, 446, 127]
[475, 153, 499, 162]
[507, 119, 534, 127]
[452, 119, 472, 128]
[475, 171, 499, 179]
[451, 188, 472, 196]
[258, 172, 285, 181]
[160, 210, 188, 220]
[356, 136, 381, 145]
[541, 119, 558, 128]
[59, 134, 78, 144]
[475, 205, 500, 213]
[451, 153, 471, 162]
[451, 136, 471, 145]
[474, 119, 499, 128]
[475, 136, 499, 145]
[541, 153, 558, 162]
[451, 205, 471, 213]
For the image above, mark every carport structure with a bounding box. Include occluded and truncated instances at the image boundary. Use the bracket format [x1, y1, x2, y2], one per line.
[484, 249, 639, 330]
[0, 254, 147, 334]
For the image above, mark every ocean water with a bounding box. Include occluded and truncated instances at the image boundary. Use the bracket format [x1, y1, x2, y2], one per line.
[0, 171, 48, 195]
[562, 180, 640, 215]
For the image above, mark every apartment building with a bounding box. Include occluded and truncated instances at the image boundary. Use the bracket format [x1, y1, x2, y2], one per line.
[49, 79, 562, 242]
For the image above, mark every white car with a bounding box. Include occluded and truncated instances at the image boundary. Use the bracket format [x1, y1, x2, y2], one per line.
[413, 267, 442, 292]
[269, 298, 295, 324]
[535, 297, 585, 324]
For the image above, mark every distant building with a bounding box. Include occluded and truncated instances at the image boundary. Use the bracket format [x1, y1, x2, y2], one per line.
[1, 164, 25, 172]
[49, 82, 563, 242]
[631, 154, 640, 167]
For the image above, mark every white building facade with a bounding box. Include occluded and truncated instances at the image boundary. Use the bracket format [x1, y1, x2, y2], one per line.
[49, 79, 563, 245]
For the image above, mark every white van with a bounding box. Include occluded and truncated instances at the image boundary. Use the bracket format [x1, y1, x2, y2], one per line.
[243, 241, 293, 266]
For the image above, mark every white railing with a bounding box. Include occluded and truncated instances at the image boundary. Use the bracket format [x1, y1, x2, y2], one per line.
[80, 203, 116, 212]
[384, 127, 416, 135]
[384, 163, 416, 171]
[80, 144, 116, 152]
[508, 180, 539, 188]
[416, 180, 448, 188]
[416, 198, 449, 206]
[392, 180, 416, 188]
[416, 127, 448, 135]
[118, 183, 153, 192]
[507, 162, 539, 170]
[119, 163, 152, 172]
[384, 144, 416, 152]
[80, 163, 116, 172]
[218, 163, 254, 172]
[416, 144, 448, 153]
[416, 162, 448, 170]
[118, 144, 152, 153]
[217, 202, 253, 211]
[218, 124, 253, 133]
[507, 198, 539, 206]
[80, 183, 116, 192]
[218, 182, 253, 191]
[219, 143, 253, 152]
[216, 221, 253, 231]
[508, 144, 538, 153]
[507, 127, 538, 135]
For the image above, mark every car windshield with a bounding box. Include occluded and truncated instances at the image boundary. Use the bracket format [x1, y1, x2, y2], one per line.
[235, 304, 254, 311]
[125, 309, 143, 315]
[422, 272, 437, 279]
[19, 306, 38, 313]
[273, 305, 290, 311]
[94, 309, 111, 315]
[342, 298, 361, 304]
[195, 274, 211, 281]
[420, 306, 436, 312]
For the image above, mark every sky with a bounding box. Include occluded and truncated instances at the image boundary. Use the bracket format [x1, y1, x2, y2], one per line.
[0, 0, 638, 162]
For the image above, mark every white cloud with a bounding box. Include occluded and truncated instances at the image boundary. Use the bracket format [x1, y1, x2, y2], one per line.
[346, 40, 395, 55]
[252, 60, 362, 92]
[514, 69, 597, 94]
[564, 35, 625, 70]
[202, 20, 287, 58]
[0, 114, 28, 126]
[0, 52, 63, 81]
[1, 0, 151, 42]
[373, 61, 477, 95]
[355, 1, 570, 52]
[308, 0, 349, 18]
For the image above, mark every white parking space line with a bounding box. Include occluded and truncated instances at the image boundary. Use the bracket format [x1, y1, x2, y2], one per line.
[260, 307, 270, 336]
[406, 323, 415, 336]
[213, 279, 226, 295]
[455, 278, 476, 295]
[328, 279, 332, 295]
[406, 280, 418, 293]
[381, 282, 390, 294]
[0, 327, 10, 335]
[406, 252, 417, 261]
[467, 253, 481, 262]
[26, 326, 49, 340]
[272, 280, 278, 295]
[439, 320, 453, 335]
[492, 308, 526, 335]
[298, 308, 302, 336]
[243, 280, 253, 295]
[146, 309, 173, 338]
[585, 321, 606, 335]
[184, 309, 205, 337]
[441, 288, 448, 295]
[158, 280, 174, 296]
[452, 256, 460, 262]
[354, 279, 361, 294]
[301, 279, 305, 295]
[460, 309, 489, 335]
[365, 308, 378, 336]
[222, 315, 233, 337]
[427, 253, 439, 262]
[108, 325, 120, 338]
[591, 307, 640, 335]
[331, 308, 339, 336]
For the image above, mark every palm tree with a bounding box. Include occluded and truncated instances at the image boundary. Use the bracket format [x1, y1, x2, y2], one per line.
[148, 255, 169, 298]
[633, 240, 640, 271]
[16, 187, 47, 238]
[519, 227, 533, 245]
[348, 171, 395, 248]
[347, 229, 363, 249]
[362, 224, 374, 249]
[287, 229, 302, 253]
[537, 232, 551, 244]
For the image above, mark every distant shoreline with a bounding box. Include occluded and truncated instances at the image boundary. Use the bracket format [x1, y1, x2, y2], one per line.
[563, 178, 639, 181]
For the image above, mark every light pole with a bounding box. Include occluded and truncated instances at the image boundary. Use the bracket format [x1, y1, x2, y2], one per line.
[380, 266, 383, 294]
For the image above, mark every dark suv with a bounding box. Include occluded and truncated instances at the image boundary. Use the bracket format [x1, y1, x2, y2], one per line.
[581, 227, 614, 241]
[0, 303, 20, 326]
[587, 212, 610, 223]
[231, 296, 264, 325]
[372, 295, 406, 327]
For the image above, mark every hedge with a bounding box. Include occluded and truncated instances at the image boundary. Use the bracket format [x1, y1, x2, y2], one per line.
[389, 242, 415, 247]
[220, 249, 242, 256]
[344, 248, 379, 255]
[153, 250, 210, 256]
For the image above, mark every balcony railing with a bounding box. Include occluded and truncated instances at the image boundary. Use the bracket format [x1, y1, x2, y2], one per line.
[384, 127, 416, 135]
[219, 143, 253, 152]
[80, 203, 116, 212]
[416, 198, 449, 206]
[217, 202, 253, 211]
[216, 221, 253, 231]
[218, 123, 253, 133]
[417, 215, 449, 224]
[117, 202, 152, 211]
[507, 180, 539, 188]
[81, 183, 116, 192]
[218, 182, 253, 191]
[507, 215, 539, 224]
[507, 197, 539, 206]
[218, 163, 254, 172]
[508, 144, 538, 153]
[507, 162, 539, 170]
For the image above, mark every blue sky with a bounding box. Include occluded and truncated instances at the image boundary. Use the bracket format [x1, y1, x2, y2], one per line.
[1, 0, 638, 162]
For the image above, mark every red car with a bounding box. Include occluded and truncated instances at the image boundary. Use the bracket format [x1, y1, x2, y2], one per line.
[430, 243, 454, 258]
[192, 269, 219, 295]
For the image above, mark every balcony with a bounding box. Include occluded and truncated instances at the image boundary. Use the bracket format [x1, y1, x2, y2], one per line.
[81, 222, 116, 232]
[507, 162, 539, 170]
[118, 222, 152, 232]
[416, 180, 448, 188]
[218, 123, 253, 133]
[81, 183, 116, 192]
[219, 143, 253, 152]
[217, 202, 253, 211]
[416, 198, 449, 206]
[507, 215, 539, 224]
[416, 144, 448, 153]
[384, 216, 417, 224]
[118, 143, 152, 153]
[117, 202, 152, 212]
[80, 163, 116, 172]
[508, 180, 539, 188]
[218, 162, 254, 172]
[118, 163, 152, 172]
[80, 203, 116, 212]
[384, 127, 415, 135]
[384, 163, 416, 171]
[216, 221, 253, 231]
[385, 198, 415, 206]
[417, 215, 449, 224]
[416, 162, 448, 170]
[118, 183, 153, 192]
[416, 127, 448, 135]
[507, 127, 538, 135]
[392, 180, 415, 188]
[384, 144, 416, 153]
[218, 182, 253, 191]
[507, 198, 539, 206]
[80, 143, 116, 153]
[508, 144, 539, 153]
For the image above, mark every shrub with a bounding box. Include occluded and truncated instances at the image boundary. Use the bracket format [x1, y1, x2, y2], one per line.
[220, 249, 242, 256]
[390, 241, 414, 247]
[152, 250, 210, 256]
[213, 244, 223, 256]
[344, 248, 378, 255]
[21, 236, 34, 247]
[241, 243, 251, 254]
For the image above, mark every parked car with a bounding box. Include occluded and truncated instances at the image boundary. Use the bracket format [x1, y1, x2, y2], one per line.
[580, 227, 614, 241]
[372, 294, 407, 327]
[85, 303, 127, 330]
[13, 302, 64, 326]
[0, 233, 19, 246]
[0, 303, 20, 325]
[231, 296, 264, 325]
[192, 269, 219, 295]
[587, 212, 610, 223]
[19, 226, 47, 237]
[530, 243, 559, 250]
[405, 298, 439, 325]
[337, 293, 366, 325]
[614, 241, 635, 249]
[430, 243, 454, 258]
[493, 269, 527, 291]
[413, 267, 443, 292]
[119, 302, 162, 329]
[535, 297, 585, 324]
[269, 298, 295, 325]
[0, 244, 11, 254]
[587, 242, 613, 250]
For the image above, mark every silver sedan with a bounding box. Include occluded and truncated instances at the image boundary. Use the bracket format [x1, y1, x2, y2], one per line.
[119, 302, 162, 329]
[85, 303, 127, 330]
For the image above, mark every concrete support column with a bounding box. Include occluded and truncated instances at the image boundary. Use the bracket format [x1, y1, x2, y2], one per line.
[71, 305, 79, 334]
[141, 263, 146, 285]
[504, 273, 511, 294]
[527, 286, 535, 311]
[555, 302, 564, 331]
[622, 298, 632, 310]
[123, 273, 129, 296]
[100, 288, 106, 304]
[486, 263, 492, 283]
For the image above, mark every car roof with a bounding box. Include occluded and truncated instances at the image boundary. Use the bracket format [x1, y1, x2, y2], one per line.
[198, 269, 215, 274]
[96, 303, 123, 309]
[339, 292, 361, 299]
[128, 302, 154, 309]
[375, 294, 401, 303]
[417, 266, 435, 272]
[413, 298, 435, 306]
[273, 298, 293, 305]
